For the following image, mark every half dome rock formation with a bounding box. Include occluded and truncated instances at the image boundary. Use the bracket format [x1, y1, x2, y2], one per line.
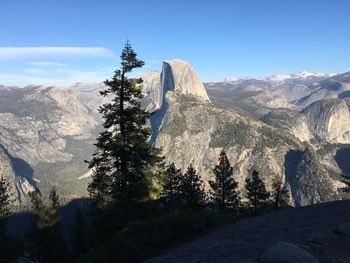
[161, 60, 211, 102]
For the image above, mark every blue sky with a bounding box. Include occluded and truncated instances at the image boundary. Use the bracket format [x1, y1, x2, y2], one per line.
[1, 0, 350, 86]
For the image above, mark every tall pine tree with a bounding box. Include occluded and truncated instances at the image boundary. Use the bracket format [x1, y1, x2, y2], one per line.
[209, 150, 240, 210]
[87, 41, 162, 211]
[161, 163, 182, 208]
[180, 165, 206, 209]
[245, 170, 270, 215]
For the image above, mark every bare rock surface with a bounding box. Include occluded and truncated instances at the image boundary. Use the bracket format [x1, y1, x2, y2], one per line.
[336, 222, 350, 236]
[259, 241, 319, 263]
[145, 201, 350, 263]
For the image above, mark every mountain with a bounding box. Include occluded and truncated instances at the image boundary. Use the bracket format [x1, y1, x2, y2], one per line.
[0, 61, 349, 207]
[262, 98, 350, 144]
[206, 71, 350, 110]
[0, 85, 100, 204]
[296, 72, 350, 107]
[149, 62, 347, 206]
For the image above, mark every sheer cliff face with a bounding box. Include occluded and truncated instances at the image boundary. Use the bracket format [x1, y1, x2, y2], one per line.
[302, 99, 350, 143]
[161, 60, 210, 102]
[0, 147, 35, 205]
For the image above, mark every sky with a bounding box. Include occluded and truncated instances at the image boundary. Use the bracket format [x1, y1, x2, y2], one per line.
[0, 0, 350, 86]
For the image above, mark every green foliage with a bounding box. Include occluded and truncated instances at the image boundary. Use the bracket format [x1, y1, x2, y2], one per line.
[209, 150, 240, 210]
[0, 176, 11, 235]
[87, 41, 163, 210]
[179, 165, 207, 209]
[210, 121, 253, 148]
[245, 170, 270, 215]
[161, 163, 183, 208]
[25, 189, 67, 262]
[160, 116, 187, 137]
[75, 210, 230, 263]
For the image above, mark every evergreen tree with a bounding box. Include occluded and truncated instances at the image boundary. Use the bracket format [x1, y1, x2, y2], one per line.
[209, 150, 240, 210]
[26, 188, 67, 263]
[161, 163, 182, 208]
[180, 165, 206, 209]
[87, 41, 162, 212]
[271, 173, 289, 209]
[0, 176, 21, 263]
[71, 208, 88, 259]
[245, 170, 270, 215]
[0, 176, 11, 236]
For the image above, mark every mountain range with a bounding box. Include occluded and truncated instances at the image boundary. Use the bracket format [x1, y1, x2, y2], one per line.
[1, 60, 350, 207]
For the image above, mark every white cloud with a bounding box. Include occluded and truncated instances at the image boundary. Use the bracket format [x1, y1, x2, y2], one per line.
[24, 68, 50, 76]
[28, 61, 68, 67]
[0, 67, 113, 87]
[0, 47, 114, 60]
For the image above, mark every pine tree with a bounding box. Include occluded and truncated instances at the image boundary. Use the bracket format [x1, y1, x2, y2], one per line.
[271, 173, 289, 209]
[180, 165, 206, 209]
[0, 176, 11, 236]
[245, 170, 270, 215]
[26, 188, 67, 263]
[209, 150, 240, 210]
[87, 41, 162, 211]
[161, 163, 182, 208]
[71, 208, 88, 258]
[0, 176, 21, 263]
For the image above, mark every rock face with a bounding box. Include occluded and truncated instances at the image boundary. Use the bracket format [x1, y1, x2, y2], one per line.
[285, 148, 340, 206]
[302, 99, 350, 143]
[259, 241, 319, 263]
[140, 71, 162, 112]
[0, 147, 35, 205]
[0, 85, 99, 203]
[145, 201, 350, 263]
[161, 60, 210, 102]
[262, 98, 350, 144]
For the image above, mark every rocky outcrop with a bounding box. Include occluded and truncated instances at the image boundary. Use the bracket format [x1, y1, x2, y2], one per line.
[0, 147, 35, 206]
[285, 148, 340, 206]
[262, 110, 313, 142]
[302, 99, 350, 143]
[161, 60, 210, 102]
[145, 201, 350, 263]
[141, 71, 162, 112]
[259, 241, 319, 263]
